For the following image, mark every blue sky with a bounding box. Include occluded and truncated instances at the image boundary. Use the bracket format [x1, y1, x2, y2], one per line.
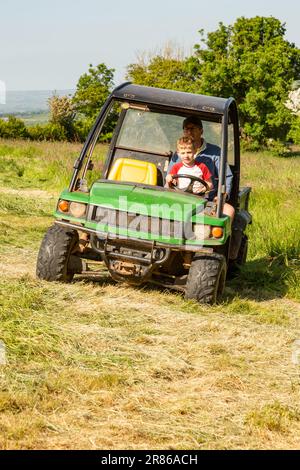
[1, 0, 299, 90]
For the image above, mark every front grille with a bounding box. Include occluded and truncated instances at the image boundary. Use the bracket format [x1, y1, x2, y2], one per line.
[89, 206, 184, 239]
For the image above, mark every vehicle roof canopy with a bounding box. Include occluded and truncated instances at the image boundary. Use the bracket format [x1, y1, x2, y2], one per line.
[112, 83, 236, 118]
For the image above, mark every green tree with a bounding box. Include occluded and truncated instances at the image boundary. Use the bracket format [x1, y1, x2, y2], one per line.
[127, 18, 300, 147]
[127, 44, 196, 92]
[72, 63, 115, 120]
[72, 63, 115, 141]
[193, 16, 300, 146]
[127, 56, 196, 92]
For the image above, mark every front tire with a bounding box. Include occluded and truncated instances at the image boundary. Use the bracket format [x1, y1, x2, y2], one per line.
[185, 254, 226, 304]
[36, 224, 79, 282]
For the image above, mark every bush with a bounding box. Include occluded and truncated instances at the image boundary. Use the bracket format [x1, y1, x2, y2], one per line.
[73, 118, 93, 142]
[28, 123, 68, 142]
[48, 95, 76, 141]
[265, 139, 287, 156]
[287, 116, 300, 144]
[73, 118, 112, 143]
[241, 137, 288, 155]
[0, 116, 29, 139]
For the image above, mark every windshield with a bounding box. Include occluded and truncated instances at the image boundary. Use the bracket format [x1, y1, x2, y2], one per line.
[116, 108, 222, 154]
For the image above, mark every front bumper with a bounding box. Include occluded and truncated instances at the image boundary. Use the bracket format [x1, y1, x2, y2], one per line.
[55, 219, 214, 253]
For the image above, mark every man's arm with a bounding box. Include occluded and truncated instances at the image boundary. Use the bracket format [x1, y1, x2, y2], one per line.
[225, 163, 233, 197]
[211, 155, 233, 197]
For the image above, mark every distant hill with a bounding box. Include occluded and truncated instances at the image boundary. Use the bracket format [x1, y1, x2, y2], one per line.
[0, 89, 74, 116]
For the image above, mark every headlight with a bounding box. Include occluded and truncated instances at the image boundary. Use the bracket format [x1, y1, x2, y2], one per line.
[69, 202, 87, 218]
[58, 199, 69, 213]
[193, 224, 211, 241]
[211, 226, 223, 238]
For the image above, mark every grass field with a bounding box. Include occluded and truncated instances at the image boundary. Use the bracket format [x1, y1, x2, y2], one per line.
[0, 138, 300, 449]
[17, 112, 50, 126]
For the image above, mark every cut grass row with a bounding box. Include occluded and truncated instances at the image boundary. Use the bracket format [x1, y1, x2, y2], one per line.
[1, 275, 300, 449]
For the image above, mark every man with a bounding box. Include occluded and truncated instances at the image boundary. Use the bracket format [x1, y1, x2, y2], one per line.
[168, 116, 234, 221]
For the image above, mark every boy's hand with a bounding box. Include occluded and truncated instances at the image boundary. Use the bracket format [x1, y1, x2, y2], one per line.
[166, 174, 176, 186]
[192, 181, 206, 194]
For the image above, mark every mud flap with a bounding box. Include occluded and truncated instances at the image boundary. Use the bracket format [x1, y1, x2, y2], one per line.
[229, 210, 251, 260]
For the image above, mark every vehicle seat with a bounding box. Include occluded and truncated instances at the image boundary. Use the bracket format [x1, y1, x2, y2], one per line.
[108, 158, 157, 185]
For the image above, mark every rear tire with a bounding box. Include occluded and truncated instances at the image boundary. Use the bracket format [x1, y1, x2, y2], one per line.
[185, 254, 226, 304]
[36, 224, 79, 282]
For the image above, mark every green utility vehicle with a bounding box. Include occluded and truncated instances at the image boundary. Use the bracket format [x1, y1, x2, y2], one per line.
[36, 83, 251, 303]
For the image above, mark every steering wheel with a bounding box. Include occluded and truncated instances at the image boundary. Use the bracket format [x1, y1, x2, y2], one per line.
[169, 174, 210, 195]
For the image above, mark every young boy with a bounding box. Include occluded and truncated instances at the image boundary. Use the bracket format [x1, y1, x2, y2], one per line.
[165, 136, 213, 195]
